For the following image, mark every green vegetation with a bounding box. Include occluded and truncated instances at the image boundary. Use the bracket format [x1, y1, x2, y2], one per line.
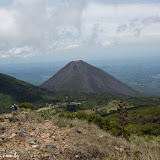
[1, 72, 160, 115]
[0, 73, 49, 103]
[57, 101, 160, 138]
[19, 102, 35, 110]
[106, 105, 160, 124]
[59, 110, 160, 138]
[59, 111, 129, 138]
[106, 105, 160, 136]
[0, 93, 16, 114]
[126, 123, 160, 136]
[117, 99, 128, 137]
[36, 92, 160, 115]
[34, 91, 119, 111]
[95, 97, 160, 117]
[53, 115, 160, 160]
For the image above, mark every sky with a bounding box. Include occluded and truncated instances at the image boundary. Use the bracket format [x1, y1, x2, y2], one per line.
[0, 0, 160, 63]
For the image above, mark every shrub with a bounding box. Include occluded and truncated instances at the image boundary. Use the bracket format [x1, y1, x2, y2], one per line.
[117, 99, 128, 137]
[59, 112, 123, 137]
[110, 121, 122, 136]
[87, 114, 97, 123]
[19, 102, 35, 110]
[75, 111, 88, 120]
[126, 123, 160, 136]
[101, 118, 111, 131]
[59, 112, 75, 119]
[93, 114, 103, 129]
[126, 124, 143, 136]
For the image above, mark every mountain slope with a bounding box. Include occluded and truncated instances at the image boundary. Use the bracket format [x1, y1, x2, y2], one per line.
[0, 73, 48, 103]
[40, 60, 142, 97]
[0, 93, 16, 114]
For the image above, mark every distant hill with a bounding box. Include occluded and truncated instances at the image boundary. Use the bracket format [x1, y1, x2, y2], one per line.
[40, 60, 142, 97]
[0, 73, 48, 103]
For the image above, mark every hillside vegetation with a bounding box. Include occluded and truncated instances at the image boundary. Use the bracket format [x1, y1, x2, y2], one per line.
[1, 73, 160, 115]
[0, 73, 48, 103]
[106, 105, 160, 124]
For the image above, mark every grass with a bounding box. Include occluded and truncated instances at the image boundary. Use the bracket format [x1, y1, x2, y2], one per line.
[128, 135, 160, 160]
[52, 115, 160, 160]
[36, 107, 50, 112]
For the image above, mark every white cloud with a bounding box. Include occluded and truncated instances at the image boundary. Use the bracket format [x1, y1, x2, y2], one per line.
[65, 44, 80, 49]
[9, 46, 31, 55]
[0, 54, 10, 59]
[102, 41, 112, 47]
[8, 46, 35, 58]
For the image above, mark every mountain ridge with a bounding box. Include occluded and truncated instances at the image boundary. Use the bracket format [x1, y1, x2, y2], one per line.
[0, 73, 48, 103]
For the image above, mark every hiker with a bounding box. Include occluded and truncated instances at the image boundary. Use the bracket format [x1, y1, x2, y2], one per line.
[14, 104, 19, 113]
[12, 104, 19, 113]
[11, 105, 15, 113]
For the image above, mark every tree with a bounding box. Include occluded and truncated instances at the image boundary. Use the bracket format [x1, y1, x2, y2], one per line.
[117, 99, 128, 137]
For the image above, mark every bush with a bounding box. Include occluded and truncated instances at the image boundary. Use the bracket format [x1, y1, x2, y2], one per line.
[93, 115, 103, 129]
[75, 111, 88, 120]
[87, 114, 96, 123]
[101, 118, 110, 131]
[59, 112, 75, 119]
[110, 121, 122, 136]
[19, 102, 35, 110]
[126, 123, 160, 136]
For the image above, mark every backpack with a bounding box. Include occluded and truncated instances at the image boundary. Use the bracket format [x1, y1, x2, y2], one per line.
[14, 105, 18, 110]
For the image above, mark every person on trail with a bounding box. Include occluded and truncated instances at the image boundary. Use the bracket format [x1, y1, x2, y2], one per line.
[13, 104, 19, 113]
[11, 105, 15, 113]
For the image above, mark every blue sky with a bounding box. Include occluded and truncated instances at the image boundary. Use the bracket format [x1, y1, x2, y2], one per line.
[0, 0, 160, 63]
